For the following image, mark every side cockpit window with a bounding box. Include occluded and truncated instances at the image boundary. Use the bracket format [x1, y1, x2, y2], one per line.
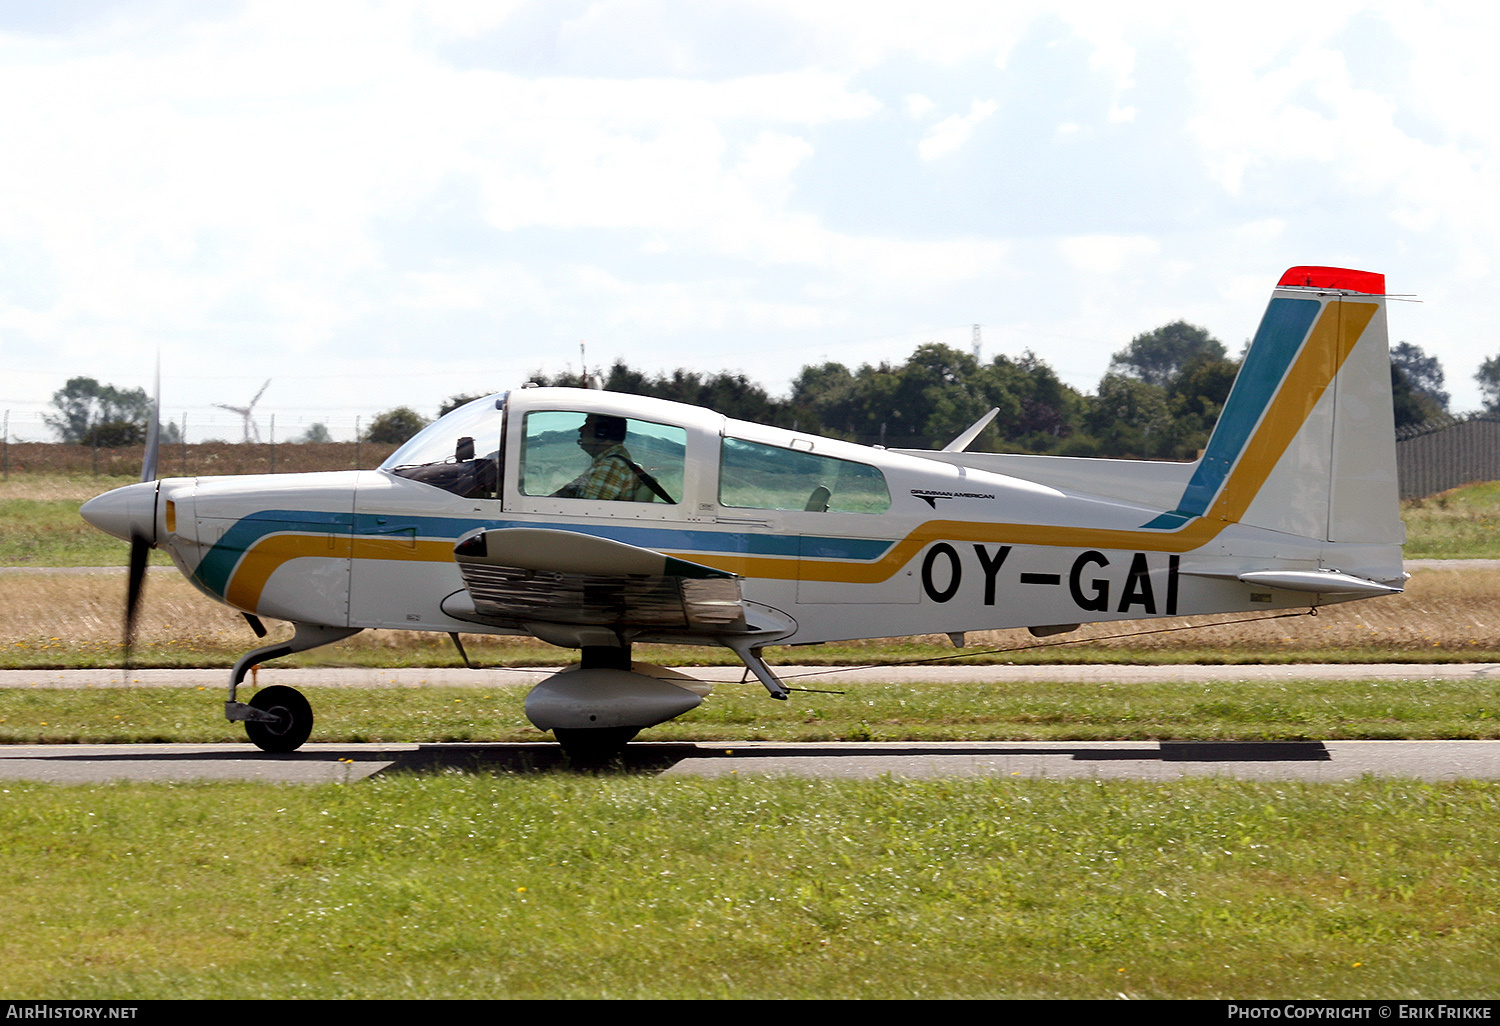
[520, 411, 685, 503]
[381, 394, 505, 499]
[719, 437, 890, 513]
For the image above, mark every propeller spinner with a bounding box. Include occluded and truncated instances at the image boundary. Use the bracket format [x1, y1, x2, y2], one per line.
[79, 363, 162, 667]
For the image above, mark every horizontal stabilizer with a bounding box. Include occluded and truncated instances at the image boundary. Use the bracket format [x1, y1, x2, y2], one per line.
[1235, 570, 1402, 596]
[1193, 569, 1404, 596]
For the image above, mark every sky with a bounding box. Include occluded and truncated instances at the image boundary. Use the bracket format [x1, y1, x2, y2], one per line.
[2, 0, 1497, 442]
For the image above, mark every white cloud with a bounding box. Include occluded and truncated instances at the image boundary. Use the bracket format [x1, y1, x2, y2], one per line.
[917, 98, 998, 160]
[4, 0, 1500, 433]
[905, 93, 935, 119]
[1056, 235, 1160, 275]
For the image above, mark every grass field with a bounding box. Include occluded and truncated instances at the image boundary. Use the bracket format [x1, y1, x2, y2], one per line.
[1402, 481, 1500, 558]
[2, 775, 1497, 999]
[3, 673, 1499, 744]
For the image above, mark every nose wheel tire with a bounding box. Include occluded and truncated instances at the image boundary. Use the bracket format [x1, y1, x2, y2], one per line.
[245, 685, 314, 753]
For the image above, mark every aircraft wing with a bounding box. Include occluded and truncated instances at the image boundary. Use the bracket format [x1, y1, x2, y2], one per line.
[447, 527, 748, 638]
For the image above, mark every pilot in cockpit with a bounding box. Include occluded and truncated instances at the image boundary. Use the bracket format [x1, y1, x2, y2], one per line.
[551, 414, 640, 501]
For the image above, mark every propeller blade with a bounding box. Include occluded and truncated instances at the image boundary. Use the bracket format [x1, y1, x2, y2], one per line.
[123, 358, 161, 669]
[141, 357, 161, 484]
[124, 532, 149, 668]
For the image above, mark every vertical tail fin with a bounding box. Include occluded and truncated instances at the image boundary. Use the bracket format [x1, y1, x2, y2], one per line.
[1146, 266, 1402, 545]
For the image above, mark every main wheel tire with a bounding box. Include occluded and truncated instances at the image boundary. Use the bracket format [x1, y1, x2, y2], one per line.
[245, 685, 314, 753]
[554, 726, 638, 764]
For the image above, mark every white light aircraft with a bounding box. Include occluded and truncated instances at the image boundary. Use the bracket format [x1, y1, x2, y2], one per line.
[81, 266, 1406, 757]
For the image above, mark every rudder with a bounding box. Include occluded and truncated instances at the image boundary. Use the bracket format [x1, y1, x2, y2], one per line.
[1148, 266, 1402, 546]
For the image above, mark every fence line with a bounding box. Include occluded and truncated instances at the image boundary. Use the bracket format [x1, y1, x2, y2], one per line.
[0, 442, 400, 480]
[0, 409, 372, 445]
[1395, 412, 1500, 499]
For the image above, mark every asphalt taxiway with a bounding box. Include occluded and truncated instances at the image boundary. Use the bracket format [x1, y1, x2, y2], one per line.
[3, 739, 1500, 784]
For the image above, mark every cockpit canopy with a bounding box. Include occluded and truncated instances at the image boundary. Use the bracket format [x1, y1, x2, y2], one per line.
[379, 388, 892, 514]
[381, 393, 506, 499]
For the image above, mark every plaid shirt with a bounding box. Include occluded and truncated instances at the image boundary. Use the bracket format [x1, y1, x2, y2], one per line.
[556, 444, 639, 501]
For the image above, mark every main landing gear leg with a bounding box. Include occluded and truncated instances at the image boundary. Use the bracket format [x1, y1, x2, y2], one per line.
[224, 622, 362, 753]
[718, 638, 790, 701]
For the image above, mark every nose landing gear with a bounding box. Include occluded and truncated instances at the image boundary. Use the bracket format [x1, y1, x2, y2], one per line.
[224, 622, 361, 753]
[243, 685, 314, 754]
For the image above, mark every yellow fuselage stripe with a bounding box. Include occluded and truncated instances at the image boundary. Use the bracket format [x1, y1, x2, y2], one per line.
[223, 535, 454, 610]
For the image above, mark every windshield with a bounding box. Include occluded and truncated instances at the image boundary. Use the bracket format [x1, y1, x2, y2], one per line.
[381, 393, 507, 499]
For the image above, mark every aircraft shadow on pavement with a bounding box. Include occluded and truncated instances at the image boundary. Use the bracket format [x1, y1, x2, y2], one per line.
[365, 739, 1333, 777]
[25, 739, 1330, 779]
[23, 738, 1332, 780]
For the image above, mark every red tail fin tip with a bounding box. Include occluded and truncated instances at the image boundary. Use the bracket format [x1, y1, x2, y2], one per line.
[1277, 266, 1385, 295]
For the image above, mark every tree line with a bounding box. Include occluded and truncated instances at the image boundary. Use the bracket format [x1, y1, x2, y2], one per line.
[501, 323, 1479, 459]
[47, 324, 1498, 458]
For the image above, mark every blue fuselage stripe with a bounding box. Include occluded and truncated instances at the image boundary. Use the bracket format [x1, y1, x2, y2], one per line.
[193, 510, 896, 597]
[1157, 297, 1321, 522]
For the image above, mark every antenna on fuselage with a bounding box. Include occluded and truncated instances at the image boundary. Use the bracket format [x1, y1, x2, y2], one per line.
[942, 407, 1001, 453]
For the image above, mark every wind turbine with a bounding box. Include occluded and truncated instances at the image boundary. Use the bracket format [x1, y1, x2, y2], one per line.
[216, 380, 270, 443]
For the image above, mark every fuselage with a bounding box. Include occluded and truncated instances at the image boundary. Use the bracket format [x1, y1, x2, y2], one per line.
[82, 386, 1404, 650]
